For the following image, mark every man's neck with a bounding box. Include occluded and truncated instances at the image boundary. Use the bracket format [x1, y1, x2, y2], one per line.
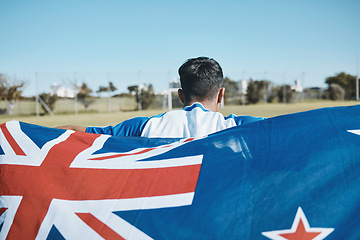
[184, 100, 219, 112]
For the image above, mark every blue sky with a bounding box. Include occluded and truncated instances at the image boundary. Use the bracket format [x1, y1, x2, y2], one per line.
[0, 0, 359, 96]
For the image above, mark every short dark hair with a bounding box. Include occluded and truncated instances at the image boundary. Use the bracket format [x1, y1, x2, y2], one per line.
[178, 57, 223, 103]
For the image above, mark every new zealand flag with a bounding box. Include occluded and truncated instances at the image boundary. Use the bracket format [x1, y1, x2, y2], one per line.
[0, 104, 360, 240]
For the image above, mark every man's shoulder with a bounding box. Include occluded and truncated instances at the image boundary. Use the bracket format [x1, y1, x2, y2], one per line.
[152, 104, 216, 120]
[145, 110, 185, 124]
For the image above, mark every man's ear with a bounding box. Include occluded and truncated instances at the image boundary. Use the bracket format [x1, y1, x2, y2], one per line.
[217, 88, 225, 104]
[178, 89, 185, 104]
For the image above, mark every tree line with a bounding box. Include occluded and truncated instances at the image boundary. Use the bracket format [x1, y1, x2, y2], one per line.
[223, 72, 358, 105]
[223, 77, 296, 105]
[0, 72, 358, 115]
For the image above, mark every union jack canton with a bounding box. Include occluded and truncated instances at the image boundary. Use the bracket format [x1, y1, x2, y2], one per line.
[0, 121, 202, 239]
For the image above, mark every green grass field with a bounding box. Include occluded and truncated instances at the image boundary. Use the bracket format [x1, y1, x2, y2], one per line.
[0, 100, 358, 128]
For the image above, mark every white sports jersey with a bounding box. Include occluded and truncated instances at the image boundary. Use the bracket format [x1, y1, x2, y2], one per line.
[86, 103, 265, 138]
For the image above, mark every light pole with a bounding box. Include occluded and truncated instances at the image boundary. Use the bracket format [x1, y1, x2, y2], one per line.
[356, 54, 359, 101]
[74, 72, 78, 115]
[35, 72, 40, 117]
[282, 72, 287, 103]
[107, 71, 111, 112]
[137, 71, 142, 111]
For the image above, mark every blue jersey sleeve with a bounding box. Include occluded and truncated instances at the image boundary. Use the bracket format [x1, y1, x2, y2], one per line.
[225, 114, 265, 125]
[85, 117, 149, 136]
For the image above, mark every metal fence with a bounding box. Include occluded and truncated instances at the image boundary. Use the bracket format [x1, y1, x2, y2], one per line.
[0, 97, 138, 116]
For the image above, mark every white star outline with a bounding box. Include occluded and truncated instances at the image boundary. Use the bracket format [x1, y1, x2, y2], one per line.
[261, 128, 360, 240]
[262, 207, 334, 240]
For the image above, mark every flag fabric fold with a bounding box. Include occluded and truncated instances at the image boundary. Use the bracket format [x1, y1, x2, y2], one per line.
[1, 104, 360, 239]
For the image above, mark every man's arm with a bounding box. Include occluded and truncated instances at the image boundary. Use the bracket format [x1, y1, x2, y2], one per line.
[86, 117, 150, 136]
[56, 125, 87, 132]
[56, 116, 150, 136]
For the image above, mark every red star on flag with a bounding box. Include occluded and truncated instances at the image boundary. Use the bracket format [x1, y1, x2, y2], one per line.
[262, 207, 334, 240]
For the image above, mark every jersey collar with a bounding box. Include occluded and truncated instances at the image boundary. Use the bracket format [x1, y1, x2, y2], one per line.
[183, 102, 210, 112]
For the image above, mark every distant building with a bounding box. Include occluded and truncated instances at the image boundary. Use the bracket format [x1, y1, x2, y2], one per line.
[50, 83, 77, 98]
[169, 78, 180, 89]
[237, 79, 248, 94]
[303, 87, 324, 99]
[291, 80, 303, 92]
[129, 84, 148, 95]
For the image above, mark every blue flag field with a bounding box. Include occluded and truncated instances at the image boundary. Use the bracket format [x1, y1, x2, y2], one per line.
[0, 104, 360, 239]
